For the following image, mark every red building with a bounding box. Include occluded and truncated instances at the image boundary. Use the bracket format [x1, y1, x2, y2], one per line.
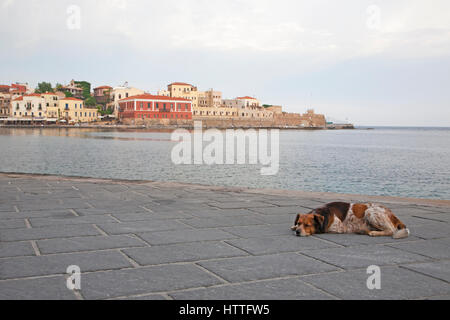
[118, 94, 192, 121]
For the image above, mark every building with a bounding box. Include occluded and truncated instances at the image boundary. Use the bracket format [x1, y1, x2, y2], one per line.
[60, 80, 84, 99]
[58, 97, 98, 123]
[93, 85, 112, 105]
[0, 93, 11, 118]
[106, 83, 145, 117]
[11, 93, 46, 120]
[301, 109, 326, 127]
[166, 82, 201, 109]
[199, 89, 222, 108]
[0, 85, 10, 94]
[118, 94, 192, 124]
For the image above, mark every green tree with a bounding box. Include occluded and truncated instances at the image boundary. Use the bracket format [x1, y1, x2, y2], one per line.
[85, 96, 96, 106]
[35, 82, 53, 93]
[64, 91, 74, 98]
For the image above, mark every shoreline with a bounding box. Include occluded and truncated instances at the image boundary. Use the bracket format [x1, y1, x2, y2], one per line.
[2, 171, 449, 207]
[0, 124, 354, 130]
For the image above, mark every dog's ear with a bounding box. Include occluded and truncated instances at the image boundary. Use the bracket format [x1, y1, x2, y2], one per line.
[291, 213, 301, 231]
[314, 214, 325, 230]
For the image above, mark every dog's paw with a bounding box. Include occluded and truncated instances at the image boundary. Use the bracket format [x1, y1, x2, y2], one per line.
[290, 225, 297, 231]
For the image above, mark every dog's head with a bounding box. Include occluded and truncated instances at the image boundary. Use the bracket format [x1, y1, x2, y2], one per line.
[291, 213, 325, 237]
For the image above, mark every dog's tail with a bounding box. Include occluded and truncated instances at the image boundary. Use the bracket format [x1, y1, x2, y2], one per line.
[393, 223, 410, 239]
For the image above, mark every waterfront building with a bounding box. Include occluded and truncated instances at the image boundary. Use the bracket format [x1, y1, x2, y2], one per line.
[118, 94, 192, 124]
[106, 83, 145, 117]
[58, 97, 98, 123]
[0, 93, 11, 118]
[0, 85, 10, 94]
[60, 80, 84, 99]
[93, 85, 112, 105]
[11, 93, 46, 120]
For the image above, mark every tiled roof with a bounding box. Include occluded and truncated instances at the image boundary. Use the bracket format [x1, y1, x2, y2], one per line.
[94, 86, 112, 90]
[13, 96, 24, 101]
[168, 82, 194, 87]
[120, 94, 191, 102]
[236, 96, 257, 100]
[60, 97, 83, 101]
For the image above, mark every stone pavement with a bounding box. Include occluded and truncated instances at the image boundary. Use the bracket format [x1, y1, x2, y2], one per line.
[0, 173, 449, 300]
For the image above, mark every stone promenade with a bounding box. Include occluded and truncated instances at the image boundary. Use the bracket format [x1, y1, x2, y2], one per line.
[0, 173, 449, 300]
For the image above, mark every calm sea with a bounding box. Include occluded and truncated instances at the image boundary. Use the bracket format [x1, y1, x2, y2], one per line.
[0, 127, 449, 200]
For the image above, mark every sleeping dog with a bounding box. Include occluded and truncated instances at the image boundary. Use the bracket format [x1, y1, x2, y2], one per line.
[291, 202, 410, 239]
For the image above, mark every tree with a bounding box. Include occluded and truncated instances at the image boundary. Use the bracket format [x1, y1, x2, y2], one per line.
[36, 82, 53, 93]
[64, 91, 74, 98]
[85, 96, 96, 106]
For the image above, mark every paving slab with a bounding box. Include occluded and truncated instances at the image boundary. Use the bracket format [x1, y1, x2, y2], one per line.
[301, 267, 450, 300]
[37, 235, 146, 254]
[29, 215, 117, 227]
[112, 211, 191, 221]
[123, 241, 248, 265]
[79, 264, 224, 300]
[411, 213, 450, 223]
[313, 233, 421, 247]
[249, 206, 302, 215]
[388, 238, 450, 259]
[402, 260, 450, 283]
[170, 278, 336, 300]
[0, 250, 133, 279]
[301, 245, 431, 270]
[0, 224, 100, 242]
[0, 218, 27, 229]
[408, 223, 450, 239]
[0, 276, 77, 300]
[225, 235, 339, 255]
[0, 241, 35, 258]
[137, 229, 237, 245]
[198, 253, 339, 283]
[96, 220, 189, 235]
[222, 223, 291, 238]
[180, 216, 265, 229]
[208, 201, 275, 209]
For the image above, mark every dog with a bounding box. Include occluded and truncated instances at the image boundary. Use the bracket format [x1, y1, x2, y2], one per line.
[291, 202, 410, 239]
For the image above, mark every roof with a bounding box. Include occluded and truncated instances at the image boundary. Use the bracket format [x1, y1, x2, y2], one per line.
[24, 93, 42, 97]
[11, 84, 27, 91]
[168, 82, 194, 87]
[0, 85, 10, 89]
[94, 86, 112, 90]
[120, 94, 191, 102]
[41, 92, 57, 95]
[236, 96, 257, 100]
[60, 97, 83, 101]
[13, 96, 23, 101]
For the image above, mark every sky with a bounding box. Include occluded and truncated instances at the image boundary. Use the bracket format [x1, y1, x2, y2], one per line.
[1, 0, 449, 126]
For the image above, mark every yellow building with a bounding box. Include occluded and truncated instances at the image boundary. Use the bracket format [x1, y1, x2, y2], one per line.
[58, 97, 98, 123]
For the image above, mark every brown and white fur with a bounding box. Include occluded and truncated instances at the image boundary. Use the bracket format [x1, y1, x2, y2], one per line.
[291, 202, 410, 239]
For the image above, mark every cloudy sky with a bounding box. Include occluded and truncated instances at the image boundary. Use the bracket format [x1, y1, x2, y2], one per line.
[1, 0, 449, 126]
